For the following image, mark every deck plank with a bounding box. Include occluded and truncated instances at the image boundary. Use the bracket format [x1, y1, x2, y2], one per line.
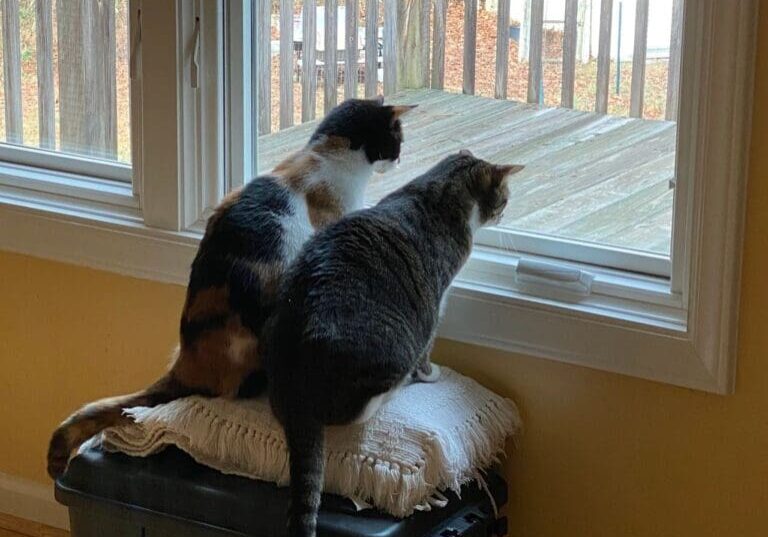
[256, 90, 676, 253]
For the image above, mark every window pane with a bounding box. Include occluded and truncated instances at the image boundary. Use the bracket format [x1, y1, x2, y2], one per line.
[252, 0, 681, 266]
[0, 0, 131, 165]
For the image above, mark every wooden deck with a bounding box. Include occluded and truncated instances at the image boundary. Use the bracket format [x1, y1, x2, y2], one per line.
[257, 89, 676, 255]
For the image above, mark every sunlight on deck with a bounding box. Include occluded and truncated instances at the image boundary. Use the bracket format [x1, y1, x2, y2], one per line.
[257, 89, 676, 255]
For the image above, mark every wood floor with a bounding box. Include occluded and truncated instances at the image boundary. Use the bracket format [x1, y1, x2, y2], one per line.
[257, 89, 677, 255]
[0, 514, 67, 537]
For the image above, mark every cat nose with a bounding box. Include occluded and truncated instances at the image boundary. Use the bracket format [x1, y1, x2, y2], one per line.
[459, 149, 473, 157]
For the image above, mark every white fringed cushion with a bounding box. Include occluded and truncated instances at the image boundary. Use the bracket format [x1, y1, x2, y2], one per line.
[100, 367, 521, 517]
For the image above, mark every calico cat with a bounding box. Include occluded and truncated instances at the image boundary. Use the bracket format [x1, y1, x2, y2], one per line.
[262, 151, 524, 537]
[46, 98, 417, 479]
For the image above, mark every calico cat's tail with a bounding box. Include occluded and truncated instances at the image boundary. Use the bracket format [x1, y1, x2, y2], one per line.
[46, 373, 194, 479]
[285, 417, 325, 537]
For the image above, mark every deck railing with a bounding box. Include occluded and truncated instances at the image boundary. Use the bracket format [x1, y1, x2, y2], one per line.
[0, 0, 121, 160]
[256, 0, 684, 135]
[0, 1, 685, 149]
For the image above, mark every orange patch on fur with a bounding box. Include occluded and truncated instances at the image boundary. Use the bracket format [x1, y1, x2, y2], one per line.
[206, 188, 243, 229]
[273, 151, 321, 190]
[184, 286, 230, 320]
[174, 316, 260, 397]
[306, 183, 343, 228]
[272, 135, 352, 192]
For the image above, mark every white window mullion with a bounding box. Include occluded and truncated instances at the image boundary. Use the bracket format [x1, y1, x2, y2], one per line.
[138, 0, 185, 230]
[193, 0, 226, 226]
[129, 0, 144, 202]
[224, 0, 253, 192]
[139, 0, 225, 231]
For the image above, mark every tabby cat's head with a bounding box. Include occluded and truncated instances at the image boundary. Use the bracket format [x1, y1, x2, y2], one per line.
[310, 97, 416, 173]
[438, 150, 524, 229]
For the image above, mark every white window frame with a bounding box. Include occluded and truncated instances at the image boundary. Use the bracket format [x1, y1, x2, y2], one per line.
[0, 0, 758, 394]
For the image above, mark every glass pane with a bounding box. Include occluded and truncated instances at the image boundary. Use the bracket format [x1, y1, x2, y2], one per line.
[0, 0, 132, 165]
[252, 0, 680, 262]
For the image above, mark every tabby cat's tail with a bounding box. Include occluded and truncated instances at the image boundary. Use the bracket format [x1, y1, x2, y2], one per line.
[46, 373, 194, 479]
[285, 417, 326, 537]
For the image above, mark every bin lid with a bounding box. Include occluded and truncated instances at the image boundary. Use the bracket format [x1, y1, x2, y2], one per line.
[56, 446, 506, 537]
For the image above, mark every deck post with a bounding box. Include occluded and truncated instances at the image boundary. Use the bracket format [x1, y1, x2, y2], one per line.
[595, 0, 614, 114]
[344, 0, 359, 98]
[2, 0, 23, 144]
[279, 0, 294, 129]
[365, 0, 379, 98]
[665, 0, 683, 121]
[526, 0, 544, 104]
[561, 0, 579, 108]
[383, 0, 398, 95]
[431, 0, 447, 89]
[629, 0, 649, 118]
[56, 0, 117, 158]
[255, 0, 271, 134]
[397, 0, 430, 89]
[324, 0, 339, 112]
[35, 0, 56, 148]
[494, 0, 511, 100]
[463, 0, 477, 95]
[301, 0, 317, 121]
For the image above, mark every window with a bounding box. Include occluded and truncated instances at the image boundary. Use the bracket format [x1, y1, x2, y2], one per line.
[0, 0, 757, 394]
[247, 0, 677, 277]
[0, 0, 132, 183]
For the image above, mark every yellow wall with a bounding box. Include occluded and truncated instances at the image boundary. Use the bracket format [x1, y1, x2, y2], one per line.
[2, 8, 767, 537]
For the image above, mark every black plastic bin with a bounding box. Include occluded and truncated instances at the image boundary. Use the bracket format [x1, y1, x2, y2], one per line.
[55, 446, 508, 537]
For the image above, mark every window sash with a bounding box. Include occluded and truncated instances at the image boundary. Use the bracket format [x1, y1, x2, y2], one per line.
[241, 1, 677, 280]
[0, 0, 754, 394]
[0, 145, 132, 183]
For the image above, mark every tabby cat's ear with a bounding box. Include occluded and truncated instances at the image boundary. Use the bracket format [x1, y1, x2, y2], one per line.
[494, 164, 525, 185]
[389, 105, 418, 121]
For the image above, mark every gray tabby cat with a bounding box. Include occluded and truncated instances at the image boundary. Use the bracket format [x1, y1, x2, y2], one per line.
[262, 151, 524, 537]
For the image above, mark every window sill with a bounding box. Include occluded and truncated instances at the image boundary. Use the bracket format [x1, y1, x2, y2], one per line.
[0, 191, 725, 394]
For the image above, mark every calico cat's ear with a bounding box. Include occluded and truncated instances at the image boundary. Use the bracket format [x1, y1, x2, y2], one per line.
[389, 105, 418, 121]
[493, 164, 525, 184]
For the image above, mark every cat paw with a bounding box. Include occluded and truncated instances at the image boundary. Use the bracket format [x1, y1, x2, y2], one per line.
[415, 363, 441, 383]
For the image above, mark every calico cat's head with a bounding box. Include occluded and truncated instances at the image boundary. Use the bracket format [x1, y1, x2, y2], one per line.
[310, 97, 416, 174]
[436, 150, 524, 229]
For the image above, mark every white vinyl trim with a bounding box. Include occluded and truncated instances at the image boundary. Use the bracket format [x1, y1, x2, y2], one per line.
[476, 227, 671, 278]
[224, 0, 253, 191]
[0, 144, 131, 182]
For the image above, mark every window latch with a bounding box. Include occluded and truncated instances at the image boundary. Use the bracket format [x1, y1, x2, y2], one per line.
[191, 16, 201, 88]
[515, 258, 594, 296]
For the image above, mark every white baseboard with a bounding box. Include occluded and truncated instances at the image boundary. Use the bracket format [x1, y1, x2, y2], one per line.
[0, 472, 69, 530]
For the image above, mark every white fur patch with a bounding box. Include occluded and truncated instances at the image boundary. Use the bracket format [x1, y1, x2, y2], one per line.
[280, 195, 315, 263]
[311, 148, 374, 213]
[228, 333, 256, 365]
[416, 363, 442, 383]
